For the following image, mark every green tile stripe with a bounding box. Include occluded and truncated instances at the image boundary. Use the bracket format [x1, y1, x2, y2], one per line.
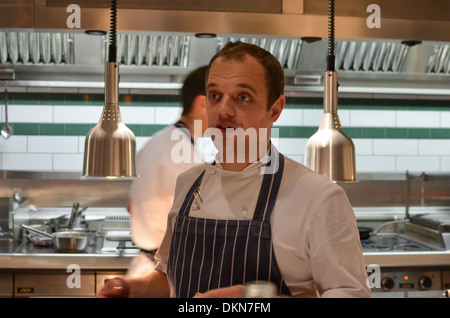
[4, 93, 182, 107]
[8, 123, 167, 137]
[3, 92, 449, 110]
[6, 123, 450, 139]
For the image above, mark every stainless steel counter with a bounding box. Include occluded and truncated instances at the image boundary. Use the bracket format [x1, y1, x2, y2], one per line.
[2, 243, 450, 270]
[0, 237, 137, 270]
[364, 251, 450, 267]
[0, 249, 136, 270]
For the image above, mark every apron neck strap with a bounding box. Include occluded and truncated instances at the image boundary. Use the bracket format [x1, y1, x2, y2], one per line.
[174, 120, 194, 145]
[252, 152, 285, 222]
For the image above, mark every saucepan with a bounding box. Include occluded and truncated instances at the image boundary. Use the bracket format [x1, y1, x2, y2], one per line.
[21, 224, 90, 253]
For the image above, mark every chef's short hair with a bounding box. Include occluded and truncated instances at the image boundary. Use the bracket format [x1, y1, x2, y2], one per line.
[181, 65, 208, 115]
[207, 41, 284, 110]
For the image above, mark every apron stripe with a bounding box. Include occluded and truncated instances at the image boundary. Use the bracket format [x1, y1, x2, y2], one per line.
[207, 219, 218, 291]
[197, 219, 207, 293]
[229, 219, 239, 286]
[177, 216, 191, 294]
[218, 220, 228, 288]
[265, 154, 284, 222]
[242, 221, 252, 284]
[186, 217, 198, 295]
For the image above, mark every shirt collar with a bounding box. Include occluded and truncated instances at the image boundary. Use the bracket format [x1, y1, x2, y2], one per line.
[212, 142, 278, 172]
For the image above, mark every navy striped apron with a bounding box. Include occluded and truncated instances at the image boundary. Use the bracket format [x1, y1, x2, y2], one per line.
[167, 152, 291, 298]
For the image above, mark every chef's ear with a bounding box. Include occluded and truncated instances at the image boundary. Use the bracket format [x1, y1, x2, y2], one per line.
[269, 95, 285, 123]
[193, 95, 207, 113]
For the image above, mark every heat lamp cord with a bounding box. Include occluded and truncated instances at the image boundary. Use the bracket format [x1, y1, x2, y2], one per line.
[108, 0, 117, 63]
[327, 0, 335, 72]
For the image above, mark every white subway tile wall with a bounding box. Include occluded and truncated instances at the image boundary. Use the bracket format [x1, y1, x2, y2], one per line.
[2, 153, 53, 171]
[1, 98, 450, 174]
[350, 109, 396, 127]
[53, 154, 84, 171]
[27, 136, 79, 153]
[440, 156, 450, 172]
[53, 106, 102, 123]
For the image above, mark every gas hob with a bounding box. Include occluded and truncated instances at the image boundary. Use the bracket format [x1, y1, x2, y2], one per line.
[361, 234, 434, 252]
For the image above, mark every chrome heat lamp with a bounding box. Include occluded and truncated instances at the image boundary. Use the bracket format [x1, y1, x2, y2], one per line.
[304, 0, 356, 182]
[82, 0, 136, 178]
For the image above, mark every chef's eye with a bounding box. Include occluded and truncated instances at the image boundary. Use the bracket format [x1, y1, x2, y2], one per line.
[207, 92, 219, 101]
[238, 95, 250, 102]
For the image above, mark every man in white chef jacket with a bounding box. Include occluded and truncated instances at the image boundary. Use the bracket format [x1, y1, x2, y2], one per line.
[98, 42, 373, 298]
[126, 66, 209, 278]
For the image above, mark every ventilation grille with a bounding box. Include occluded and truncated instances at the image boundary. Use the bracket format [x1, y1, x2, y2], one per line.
[217, 36, 303, 70]
[335, 40, 411, 73]
[426, 44, 450, 74]
[0, 31, 73, 65]
[116, 34, 190, 67]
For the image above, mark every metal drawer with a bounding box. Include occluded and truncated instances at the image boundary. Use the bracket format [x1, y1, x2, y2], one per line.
[0, 271, 13, 297]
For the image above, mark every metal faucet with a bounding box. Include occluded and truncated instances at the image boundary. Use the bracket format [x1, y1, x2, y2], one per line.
[8, 188, 22, 236]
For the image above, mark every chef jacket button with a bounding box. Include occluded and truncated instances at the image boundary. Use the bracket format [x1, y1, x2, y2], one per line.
[242, 209, 248, 217]
[209, 169, 216, 175]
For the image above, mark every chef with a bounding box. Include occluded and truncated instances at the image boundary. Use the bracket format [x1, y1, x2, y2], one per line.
[97, 41, 373, 298]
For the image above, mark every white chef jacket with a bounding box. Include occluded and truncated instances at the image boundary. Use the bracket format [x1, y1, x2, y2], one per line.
[155, 145, 372, 298]
[127, 124, 203, 278]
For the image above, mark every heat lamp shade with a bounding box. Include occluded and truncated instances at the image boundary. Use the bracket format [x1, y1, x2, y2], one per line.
[82, 117, 137, 178]
[304, 70, 356, 182]
[304, 113, 356, 182]
[82, 62, 136, 178]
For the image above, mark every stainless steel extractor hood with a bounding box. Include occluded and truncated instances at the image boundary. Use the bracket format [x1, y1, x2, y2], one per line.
[0, 0, 449, 96]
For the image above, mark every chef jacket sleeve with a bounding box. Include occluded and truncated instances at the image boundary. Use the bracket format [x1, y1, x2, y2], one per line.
[306, 183, 373, 298]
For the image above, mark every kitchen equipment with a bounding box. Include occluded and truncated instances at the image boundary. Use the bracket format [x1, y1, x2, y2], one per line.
[82, 0, 137, 178]
[102, 230, 138, 253]
[406, 213, 450, 250]
[358, 226, 373, 240]
[31, 235, 53, 247]
[67, 202, 80, 229]
[243, 281, 278, 298]
[304, 0, 356, 182]
[23, 223, 52, 246]
[361, 233, 432, 252]
[48, 205, 91, 231]
[21, 224, 89, 253]
[1, 87, 12, 139]
[410, 213, 450, 232]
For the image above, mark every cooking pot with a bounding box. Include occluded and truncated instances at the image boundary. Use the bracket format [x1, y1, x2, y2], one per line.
[358, 226, 373, 240]
[21, 224, 90, 253]
[23, 224, 53, 246]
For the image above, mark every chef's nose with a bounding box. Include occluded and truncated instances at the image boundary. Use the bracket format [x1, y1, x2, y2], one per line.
[217, 95, 236, 118]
